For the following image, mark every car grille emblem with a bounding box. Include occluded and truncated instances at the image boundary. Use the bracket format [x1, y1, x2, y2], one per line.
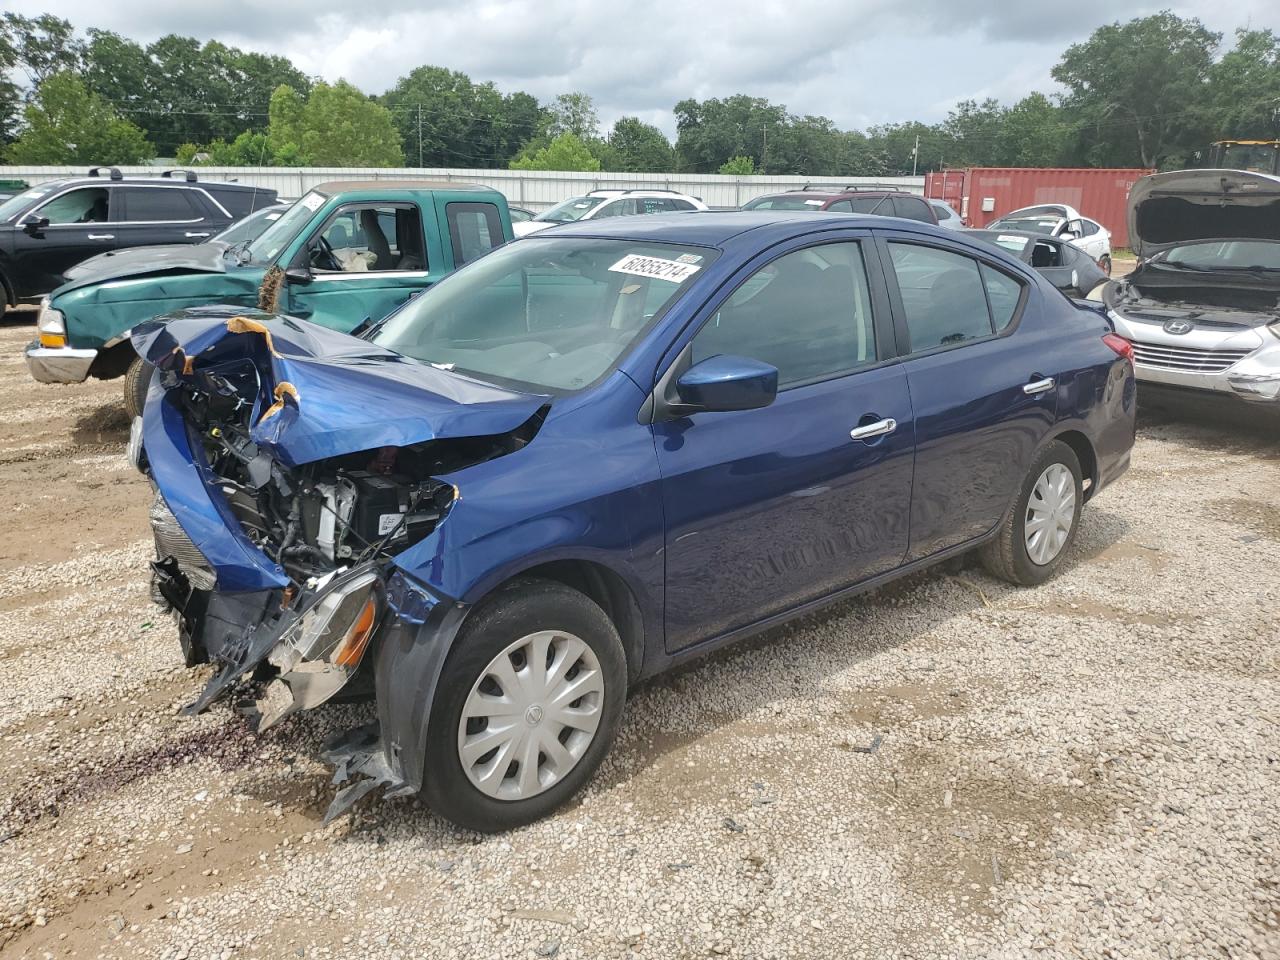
[1163, 318, 1194, 335]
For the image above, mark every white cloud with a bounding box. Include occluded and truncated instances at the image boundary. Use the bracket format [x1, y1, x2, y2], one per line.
[6, 0, 1279, 136]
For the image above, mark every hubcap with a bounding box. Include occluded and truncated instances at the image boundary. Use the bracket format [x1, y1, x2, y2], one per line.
[457, 630, 604, 801]
[1025, 462, 1076, 566]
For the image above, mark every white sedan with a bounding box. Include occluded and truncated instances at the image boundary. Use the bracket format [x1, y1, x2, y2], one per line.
[514, 189, 708, 237]
[986, 204, 1114, 275]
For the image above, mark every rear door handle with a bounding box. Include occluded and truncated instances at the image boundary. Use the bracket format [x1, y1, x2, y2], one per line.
[185, 231, 211, 239]
[849, 417, 897, 441]
[1023, 377, 1055, 396]
[87, 233, 115, 240]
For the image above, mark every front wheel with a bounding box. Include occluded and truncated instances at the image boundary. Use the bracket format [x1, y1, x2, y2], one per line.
[123, 355, 154, 420]
[980, 440, 1083, 586]
[421, 579, 627, 832]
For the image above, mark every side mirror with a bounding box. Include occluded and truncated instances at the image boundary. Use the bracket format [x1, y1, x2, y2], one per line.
[1059, 230, 1078, 241]
[675, 355, 778, 413]
[21, 214, 49, 236]
[283, 266, 312, 285]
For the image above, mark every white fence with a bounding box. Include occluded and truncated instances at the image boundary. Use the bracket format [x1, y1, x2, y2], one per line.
[0, 166, 924, 210]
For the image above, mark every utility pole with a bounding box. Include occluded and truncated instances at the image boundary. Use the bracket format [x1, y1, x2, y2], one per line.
[417, 104, 423, 168]
[911, 134, 919, 177]
[762, 125, 768, 175]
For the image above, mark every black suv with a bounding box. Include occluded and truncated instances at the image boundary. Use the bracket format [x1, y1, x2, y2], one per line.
[0, 168, 279, 304]
[741, 184, 938, 224]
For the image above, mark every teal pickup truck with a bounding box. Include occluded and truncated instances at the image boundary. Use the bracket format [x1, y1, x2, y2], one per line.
[25, 180, 514, 415]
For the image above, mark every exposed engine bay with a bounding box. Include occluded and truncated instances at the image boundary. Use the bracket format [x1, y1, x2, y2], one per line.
[148, 353, 544, 729]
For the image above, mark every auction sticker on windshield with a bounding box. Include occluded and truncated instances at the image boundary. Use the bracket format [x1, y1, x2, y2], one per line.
[610, 253, 701, 284]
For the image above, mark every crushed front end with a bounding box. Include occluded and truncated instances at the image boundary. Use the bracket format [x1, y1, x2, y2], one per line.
[132, 309, 547, 813]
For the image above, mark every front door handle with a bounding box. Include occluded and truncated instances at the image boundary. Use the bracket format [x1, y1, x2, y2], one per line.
[185, 231, 211, 239]
[87, 233, 115, 240]
[1023, 377, 1055, 396]
[849, 417, 897, 441]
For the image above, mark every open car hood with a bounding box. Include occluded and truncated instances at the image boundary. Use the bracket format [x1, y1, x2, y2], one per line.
[132, 308, 550, 468]
[58, 242, 229, 292]
[1129, 169, 1280, 259]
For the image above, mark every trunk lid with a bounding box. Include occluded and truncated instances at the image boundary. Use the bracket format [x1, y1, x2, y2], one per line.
[1129, 169, 1280, 258]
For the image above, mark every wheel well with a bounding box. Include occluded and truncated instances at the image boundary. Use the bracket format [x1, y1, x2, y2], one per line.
[510, 560, 645, 684]
[0, 267, 14, 307]
[88, 339, 136, 380]
[1054, 429, 1098, 499]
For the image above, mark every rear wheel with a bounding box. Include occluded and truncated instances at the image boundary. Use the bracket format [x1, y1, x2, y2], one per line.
[123, 355, 154, 420]
[421, 579, 627, 832]
[980, 440, 1083, 586]
[1099, 255, 1112, 276]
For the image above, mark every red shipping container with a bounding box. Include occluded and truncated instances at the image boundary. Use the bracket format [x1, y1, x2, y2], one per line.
[924, 167, 1153, 249]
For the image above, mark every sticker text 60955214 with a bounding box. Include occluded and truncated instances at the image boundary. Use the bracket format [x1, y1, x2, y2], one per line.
[609, 253, 702, 284]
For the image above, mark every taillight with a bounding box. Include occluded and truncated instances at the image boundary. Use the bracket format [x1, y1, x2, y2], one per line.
[1102, 333, 1134, 368]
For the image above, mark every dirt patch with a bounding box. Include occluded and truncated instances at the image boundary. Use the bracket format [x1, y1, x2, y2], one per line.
[1212, 497, 1280, 541]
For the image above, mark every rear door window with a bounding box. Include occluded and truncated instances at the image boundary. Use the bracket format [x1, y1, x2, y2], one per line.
[847, 196, 892, 215]
[888, 243, 1024, 352]
[445, 201, 503, 266]
[120, 187, 201, 222]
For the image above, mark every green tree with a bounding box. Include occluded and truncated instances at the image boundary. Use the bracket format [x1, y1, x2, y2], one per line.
[267, 83, 306, 159]
[674, 95, 787, 172]
[608, 117, 674, 172]
[1053, 13, 1220, 167]
[509, 132, 601, 171]
[295, 81, 403, 166]
[1207, 29, 1280, 142]
[1, 13, 82, 86]
[718, 155, 755, 175]
[6, 72, 154, 164]
[547, 92, 600, 140]
[383, 66, 543, 167]
[997, 93, 1070, 166]
[942, 98, 1006, 167]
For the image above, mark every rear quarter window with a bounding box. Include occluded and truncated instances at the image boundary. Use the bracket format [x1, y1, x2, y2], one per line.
[446, 201, 504, 266]
[893, 197, 935, 222]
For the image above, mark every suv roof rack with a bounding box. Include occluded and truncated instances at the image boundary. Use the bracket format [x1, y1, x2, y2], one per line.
[616, 188, 686, 196]
[799, 184, 837, 192]
[844, 183, 907, 193]
[88, 167, 123, 181]
[160, 168, 198, 183]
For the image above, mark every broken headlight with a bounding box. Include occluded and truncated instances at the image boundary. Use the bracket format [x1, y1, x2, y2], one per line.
[270, 569, 382, 674]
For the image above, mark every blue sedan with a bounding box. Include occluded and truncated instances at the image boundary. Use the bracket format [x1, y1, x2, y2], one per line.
[134, 211, 1136, 831]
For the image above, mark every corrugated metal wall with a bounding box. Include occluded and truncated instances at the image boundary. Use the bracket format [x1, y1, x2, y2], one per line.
[0, 166, 924, 211]
[925, 167, 1152, 248]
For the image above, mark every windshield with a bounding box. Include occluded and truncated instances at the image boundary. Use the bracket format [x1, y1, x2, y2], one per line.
[243, 192, 327, 263]
[372, 237, 717, 392]
[536, 197, 603, 223]
[1217, 143, 1280, 174]
[742, 196, 828, 210]
[0, 184, 59, 223]
[214, 205, 285, 245]
[989, 217, 1061, 235]
[1159, 240, 1280, 271]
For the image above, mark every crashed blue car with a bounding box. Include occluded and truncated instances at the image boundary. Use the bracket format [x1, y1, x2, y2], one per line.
[135, 212, 1136, 831]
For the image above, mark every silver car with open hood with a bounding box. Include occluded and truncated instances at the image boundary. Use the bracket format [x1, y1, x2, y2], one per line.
[1103, 169, 1280, 403]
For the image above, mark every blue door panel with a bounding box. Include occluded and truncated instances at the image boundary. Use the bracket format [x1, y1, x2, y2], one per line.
[654, 363, 914, 651]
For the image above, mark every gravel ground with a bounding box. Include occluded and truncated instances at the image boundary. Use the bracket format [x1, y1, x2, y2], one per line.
[0, 311, 1275, 960]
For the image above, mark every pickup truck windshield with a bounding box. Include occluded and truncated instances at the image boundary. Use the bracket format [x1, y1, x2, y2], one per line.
[244, 192, 327, 263]
[372, 237, 717, 392]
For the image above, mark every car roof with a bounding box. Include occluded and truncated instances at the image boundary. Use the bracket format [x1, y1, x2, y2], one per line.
[310, 179, 497, 195]
[528, 210, 940, 247]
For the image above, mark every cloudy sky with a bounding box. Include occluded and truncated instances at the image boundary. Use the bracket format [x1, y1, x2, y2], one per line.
[8, 0, 1280, 135]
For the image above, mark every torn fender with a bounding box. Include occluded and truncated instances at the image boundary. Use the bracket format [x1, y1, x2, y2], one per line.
[133, 308, 550, 467]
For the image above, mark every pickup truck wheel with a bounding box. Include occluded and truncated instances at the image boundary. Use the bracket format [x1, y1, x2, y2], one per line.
[421, 579, 626, 832]
[979, 440, 1082, 587]
[123, 355, 154, 420]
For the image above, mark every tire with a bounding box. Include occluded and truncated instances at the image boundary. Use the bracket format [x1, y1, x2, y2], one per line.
[123, 355, 154, 420]
[1099, 255, 1112, 277]
[979, 440, 1083, 587]
[420, 578, 627, 832]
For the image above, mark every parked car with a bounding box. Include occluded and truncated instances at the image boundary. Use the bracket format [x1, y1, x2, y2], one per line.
[967, 229, 1109, 298]
[1104, 169, 1280, 404]
[60, 202, 291, 285]
[928, 199, 966, 230]
[26, 181, 514, 416]
[134, 210, 1135, 831]
[742, 185, 938, 224]
[512, 189, 707, 236]
[985, 204, 1113, 274]
[0, 168, 279, 304]
[508, 205, 536, 222]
